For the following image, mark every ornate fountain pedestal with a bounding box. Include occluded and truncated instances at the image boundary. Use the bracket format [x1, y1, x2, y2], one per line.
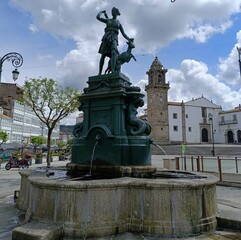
[67, 72, 154, 177]
[13, 73, 219, 240]
[14, 169, 218, 239]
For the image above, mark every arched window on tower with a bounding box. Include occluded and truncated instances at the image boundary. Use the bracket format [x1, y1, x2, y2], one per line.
[158, 74, 162, 83]
[149, 71, 154, 84]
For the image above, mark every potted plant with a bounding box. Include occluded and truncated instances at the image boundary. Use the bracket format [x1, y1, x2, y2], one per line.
[35, 152, 43, 164]
[58, 150, 65, 161]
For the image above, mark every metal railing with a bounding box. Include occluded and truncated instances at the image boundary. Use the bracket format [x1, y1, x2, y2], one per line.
[175, 156, 241, 181]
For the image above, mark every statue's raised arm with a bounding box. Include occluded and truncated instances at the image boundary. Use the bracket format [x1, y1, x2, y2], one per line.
[96, 10, 108, 23]
[96, 7, 134, 75]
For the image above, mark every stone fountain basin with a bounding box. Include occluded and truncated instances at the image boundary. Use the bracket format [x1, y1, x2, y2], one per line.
[16, 169, 218, 239]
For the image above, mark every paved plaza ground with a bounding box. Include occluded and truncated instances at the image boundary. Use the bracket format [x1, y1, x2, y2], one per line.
[0, 144, 241, 239]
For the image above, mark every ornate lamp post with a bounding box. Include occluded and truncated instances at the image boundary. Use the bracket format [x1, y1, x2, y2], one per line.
[237, 47, 241, 78]
[208, 113, 215, 156]
[0, 52, 23, 82]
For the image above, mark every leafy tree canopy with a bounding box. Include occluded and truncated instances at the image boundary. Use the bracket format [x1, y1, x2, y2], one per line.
[57, 140, 65, 149]
[30, 136, 46, 153]
[24, 78, 80, 166]
[0, 131, 8, 146]
[24, 78, 80, 129]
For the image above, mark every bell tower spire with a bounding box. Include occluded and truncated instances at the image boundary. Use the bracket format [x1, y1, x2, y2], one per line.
[145, 57, 169, 144]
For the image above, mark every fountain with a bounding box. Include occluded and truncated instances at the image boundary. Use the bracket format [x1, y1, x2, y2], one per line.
[13, 7, 218, 240]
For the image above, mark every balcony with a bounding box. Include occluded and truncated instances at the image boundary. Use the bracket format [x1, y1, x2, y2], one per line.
[219, 119, 238, 125]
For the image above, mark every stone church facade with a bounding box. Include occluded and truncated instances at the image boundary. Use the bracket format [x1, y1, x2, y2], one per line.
[145, 57, 241, 144]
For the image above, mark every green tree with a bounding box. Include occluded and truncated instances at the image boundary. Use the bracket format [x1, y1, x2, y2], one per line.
[24, 78, 80, 167]
[30, 136, 46, 154]
[66, 137, 73, 149]
[0, 131, 8, 146]
[56, 140, 65, 151]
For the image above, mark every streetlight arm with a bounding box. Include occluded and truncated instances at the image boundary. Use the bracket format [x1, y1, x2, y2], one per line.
[0, 52, 23, 70]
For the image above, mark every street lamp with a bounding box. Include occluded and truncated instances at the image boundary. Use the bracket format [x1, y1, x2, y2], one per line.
[208, 113, 215, 156]
[0, 52, 23, 82]
[237, 47, 241, 78]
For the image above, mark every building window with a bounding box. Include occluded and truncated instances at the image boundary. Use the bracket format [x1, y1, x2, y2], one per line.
[173, 113, 177, 119]
[188, 127, 192, 132]
[201, 107, 207, 118]
[186, 114, 188, 118]
[233, 114, 237, 122]
[173, 126, 178, 132]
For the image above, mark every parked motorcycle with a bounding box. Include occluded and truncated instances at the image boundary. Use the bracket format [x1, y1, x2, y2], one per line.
[5, 156, 30, 170]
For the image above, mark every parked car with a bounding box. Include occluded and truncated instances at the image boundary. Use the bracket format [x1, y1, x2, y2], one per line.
[51, 145, 60, 153]
[0, 152, 12, 162]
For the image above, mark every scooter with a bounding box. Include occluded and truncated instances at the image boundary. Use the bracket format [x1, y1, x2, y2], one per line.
[5, 156, 30, 170]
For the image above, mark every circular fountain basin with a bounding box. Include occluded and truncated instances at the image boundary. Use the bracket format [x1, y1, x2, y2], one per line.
[16, 168, 218, 239]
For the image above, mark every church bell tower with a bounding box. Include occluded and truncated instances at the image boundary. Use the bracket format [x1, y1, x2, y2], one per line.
[145, 57, 169, 144]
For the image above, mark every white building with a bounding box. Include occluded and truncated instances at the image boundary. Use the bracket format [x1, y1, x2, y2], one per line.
[146, 57, 241, 145]
[168, 97, 221, 144]
[0, 83, 59, 144]
[218, 106, 241, 143]
[0, 107, 12, 142]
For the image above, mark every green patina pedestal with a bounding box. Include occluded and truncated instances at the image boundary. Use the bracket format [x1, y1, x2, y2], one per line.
[67, 72, 155, 177]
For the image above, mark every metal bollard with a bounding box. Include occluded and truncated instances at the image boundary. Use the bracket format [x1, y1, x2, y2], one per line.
[196, 156, 200, 172]
[217, 156, 222, 181]
[175, 157, 180, 170]
[191, 156, 194, 171]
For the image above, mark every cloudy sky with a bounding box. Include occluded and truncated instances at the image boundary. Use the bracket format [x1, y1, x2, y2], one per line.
[1, 0, 241, 124]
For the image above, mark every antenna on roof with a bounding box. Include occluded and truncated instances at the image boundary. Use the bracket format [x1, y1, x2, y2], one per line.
[237, 47, 241, 78]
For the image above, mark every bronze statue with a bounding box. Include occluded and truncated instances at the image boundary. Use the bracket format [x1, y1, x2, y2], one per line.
[105, 39, 136, 74]
[96, 7, 133, 75]
[127, 97, 151, 136]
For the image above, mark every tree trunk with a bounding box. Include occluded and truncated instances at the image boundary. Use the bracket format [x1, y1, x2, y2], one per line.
[34, 146, 37, 155]
[46, 129, 53, 167]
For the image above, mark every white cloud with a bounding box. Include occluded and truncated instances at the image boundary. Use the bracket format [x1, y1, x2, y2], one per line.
[217, 30, 241, 86]
[8, 0, 241, 113]
[11, 0, 241, 50]
[180, 21, 232, 43]
[167, 59, 241, 110]
[28, 24, 39, 34]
